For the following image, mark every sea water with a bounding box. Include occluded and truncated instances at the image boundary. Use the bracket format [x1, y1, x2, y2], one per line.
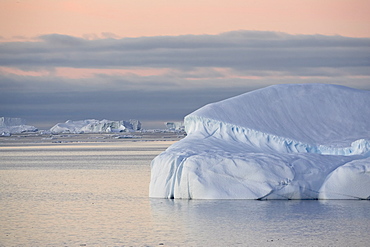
[1, 139, 369, 246]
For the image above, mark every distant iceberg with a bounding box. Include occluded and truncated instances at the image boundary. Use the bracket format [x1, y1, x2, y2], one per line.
[50, 119, 141, 134]
[165, 122, 184, 131]
[150, 84, 370, 200]
[0, 117, 38, 135]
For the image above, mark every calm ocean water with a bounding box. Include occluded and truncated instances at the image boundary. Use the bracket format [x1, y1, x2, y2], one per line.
[1, 140, 369, 246]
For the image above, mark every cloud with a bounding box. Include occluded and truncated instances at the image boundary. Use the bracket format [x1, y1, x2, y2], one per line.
[1, 30, 369, 128]
[1, 30, 369, 72]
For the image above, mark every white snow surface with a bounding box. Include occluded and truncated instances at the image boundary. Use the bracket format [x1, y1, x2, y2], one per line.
[0, 117, 38, 135]
[50, 119, 141, 134]
[150, 84, 370, 200]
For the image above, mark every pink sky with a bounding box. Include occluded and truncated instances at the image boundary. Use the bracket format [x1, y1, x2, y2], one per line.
[1, 0, 370, 40]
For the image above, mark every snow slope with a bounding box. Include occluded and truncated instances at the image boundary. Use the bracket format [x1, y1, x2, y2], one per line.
[149, 84, 370, 199]
[50, 119, 141, 134]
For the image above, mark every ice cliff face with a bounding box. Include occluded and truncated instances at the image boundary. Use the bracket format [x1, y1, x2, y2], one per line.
[50, 119, 141, 134]
[0, 117, 38, 135]
[149, 84, 370, 200]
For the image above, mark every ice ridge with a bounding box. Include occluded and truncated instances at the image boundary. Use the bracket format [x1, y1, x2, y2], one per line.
[184, 115, 370, 156]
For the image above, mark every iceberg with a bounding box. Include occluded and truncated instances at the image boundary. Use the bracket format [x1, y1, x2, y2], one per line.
[50, 119, 141, 134]
[0, 117, 38, 135]
[149, 84, 370, 200]
[0, 117, 26, 127]
[165, 122, 185, 131]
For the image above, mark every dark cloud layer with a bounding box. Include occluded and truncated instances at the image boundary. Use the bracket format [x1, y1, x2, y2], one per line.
[1, 31, 369, 129]
[1, 31, 369, 73]
[0, 87, 258, 129]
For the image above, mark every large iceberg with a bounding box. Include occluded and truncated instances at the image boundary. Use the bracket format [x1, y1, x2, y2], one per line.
[0, 117, 38, 135]
[50, 119, 141, 134]
[150, 84, 370, 200]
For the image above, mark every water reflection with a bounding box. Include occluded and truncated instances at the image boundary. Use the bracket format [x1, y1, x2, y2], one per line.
[0, 142, 172, 247]
[150, 199, 370, 246]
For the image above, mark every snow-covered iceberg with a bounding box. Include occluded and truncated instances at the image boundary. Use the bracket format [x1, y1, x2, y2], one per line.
[0, 117, 38, 135]
[50, 119, 141, 134]
[149, 84, 370, 200]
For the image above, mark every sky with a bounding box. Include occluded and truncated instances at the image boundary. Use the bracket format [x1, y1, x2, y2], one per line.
[1, 0, 370, 129]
